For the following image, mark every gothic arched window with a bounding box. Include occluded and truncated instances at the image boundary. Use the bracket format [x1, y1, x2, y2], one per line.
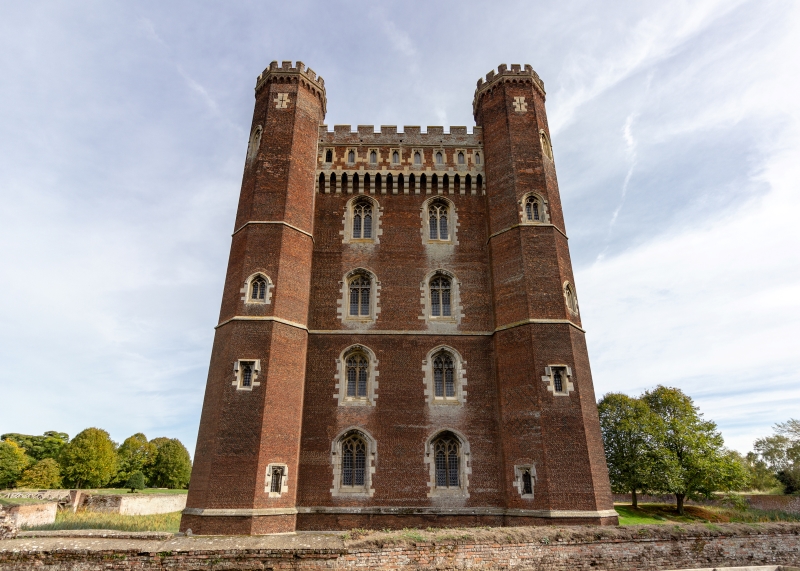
[522, 469, 533, 494]
[457, 151, 465, 164]
[250, 276, 267, 301]
[270, 466, 284, 493]
[435, 151, 443, 165]
[345, 351, 369, 399]
[340, 432, 367, 487]
[348, 150, 355, 163]
[430, 276, 451, 317]
[475, 152, 481, 165]
[525, 195, 540, 221]
[352, 200, 372, 239]
[433, 432, 460, 488]
[433, 352, 455, 398]
[414, 151, 421, 165]
[392, 151, 399, 163]
[369, 150, 377, 163]
[325, 149, 333, 163]
[349, 274, 371, 317]
[428, 200, 449, 241]
[564, 283, 578, 314]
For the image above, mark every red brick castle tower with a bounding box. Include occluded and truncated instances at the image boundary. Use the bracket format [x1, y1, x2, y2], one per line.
[181, 62, 616, 535]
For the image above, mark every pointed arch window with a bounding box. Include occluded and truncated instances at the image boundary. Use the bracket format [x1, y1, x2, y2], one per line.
[345, 351, 369, 399]
[414, 151, 422, 165]
[369, 150, 377, 163]
[250, 277, 266, 301]
[430, 275, 451, 317]
[349, 274, 371, 317]
[435, 151, 443, 165]
[392, 150, 399, 163]
[352, 200, 372, 239]
[244, 274, 272, 304]
[525, 195, 541, 221]
[433, 433, 460, 488]
[564, 283, 578, 314]
[433, 352, 455, 398]
[348, 150, 355, 163]
[428, 200, 449, 241]
[341, 432, 367, 487]
[325, 149, 333, 163]
[457, 151, 465, 164]
[475, 152, 481, 164]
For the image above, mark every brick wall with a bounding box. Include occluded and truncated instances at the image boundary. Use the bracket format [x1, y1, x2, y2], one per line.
[2, 524, 800, 570]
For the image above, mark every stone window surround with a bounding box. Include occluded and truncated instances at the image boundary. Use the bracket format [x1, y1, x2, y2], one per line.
[540, 129, 554, 160]
[232, 359, 261, 391]
[240, 272, 274, 304]
[419, 269, 463, 325]
[411, 148, 424, 167]
[322, 147, 335, 164]
[246, 125, 262, 162]
[514, 464, 536, 499]
[424, 428, 471, 498]
[390, 147, 402, 165]
[330, 427, 377, 498]
[266, 463, 289, 498]
[421, 196, 459, 245]
[368, 148, 380, 164]
[518, 192, 550, 225]
[421, 345, 467, 406]
[333, 344, 379, 406]
[563, 281, 579, 316]
[341, 195, 383, 245]
[541, 365, 574, 397]
[337, 268, 381, 326]
[345, 147, 357, 164]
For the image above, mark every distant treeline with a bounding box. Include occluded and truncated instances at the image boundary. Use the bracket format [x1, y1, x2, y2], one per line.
[0, 429, 191, 490]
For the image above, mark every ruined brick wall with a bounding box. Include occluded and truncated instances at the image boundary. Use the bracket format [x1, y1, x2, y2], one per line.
[2, 524, 800, 570]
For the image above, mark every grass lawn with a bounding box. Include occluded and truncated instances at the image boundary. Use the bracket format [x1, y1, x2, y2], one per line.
[614, 503, 800, 525]
[22, 510, 182, 532]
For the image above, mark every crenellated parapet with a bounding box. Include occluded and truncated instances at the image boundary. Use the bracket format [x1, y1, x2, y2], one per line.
[255, 60, 327, 115]
[472, 64, 545, 117]
[319, 125, 483, 147]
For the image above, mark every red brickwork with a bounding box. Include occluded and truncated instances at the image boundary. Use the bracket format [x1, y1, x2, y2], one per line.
[182, 62, 615, 535]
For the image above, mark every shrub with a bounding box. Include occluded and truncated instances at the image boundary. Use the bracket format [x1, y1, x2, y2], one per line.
[124, 471, 146, 493]
[16, 458, 62, 489]
[59, 428, 118, 488]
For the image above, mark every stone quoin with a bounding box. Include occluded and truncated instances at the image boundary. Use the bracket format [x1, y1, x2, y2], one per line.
[180, 61, 616, 535]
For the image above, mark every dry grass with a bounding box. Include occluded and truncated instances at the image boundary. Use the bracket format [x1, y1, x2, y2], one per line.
[22, 510, 182, 532]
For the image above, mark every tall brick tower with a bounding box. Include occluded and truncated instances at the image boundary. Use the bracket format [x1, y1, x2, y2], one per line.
[473, 64, 614, 517]
[182, 61, 615, 536]
[181, 61, 326, 535]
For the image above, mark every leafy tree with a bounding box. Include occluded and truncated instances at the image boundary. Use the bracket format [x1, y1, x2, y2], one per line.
[124, 471, 146, 493]
[16, 458, 62, 489]
[744, 451, 781, 491]
[1, 432, 68, 462]
[147, 438, 191, 489]
[0, 440, 30, 489]
[114, 433, 156, 486]
[643, 386, 747, 514]
[59, 428, 118, 488]
[598, 392, 660, 507]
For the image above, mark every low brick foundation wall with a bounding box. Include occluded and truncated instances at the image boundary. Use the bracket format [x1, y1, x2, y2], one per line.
[1, 523, 799, 570]
[6, 503, 57, 528]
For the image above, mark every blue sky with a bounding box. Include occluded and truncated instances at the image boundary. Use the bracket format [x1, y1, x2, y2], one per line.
[1, 0, 798, 455]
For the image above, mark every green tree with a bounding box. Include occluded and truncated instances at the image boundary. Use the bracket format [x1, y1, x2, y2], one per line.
[744, 452, 780, 491]
[114, 433, 156, 486]
[1, 432, 68, 462]
[59, 428, 118, 488]
[643, 386, 747, 514]
[598, 392, 660, 507]
[0, 440, 30, 489]
[148, 438, 191, 489]
[16, 458, 62, 489]
[124, 471, 146, 493]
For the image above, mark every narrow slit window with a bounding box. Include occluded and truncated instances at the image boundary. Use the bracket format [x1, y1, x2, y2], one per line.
[522, 469, 533, 495]
[270, 466, 284, 493]
[553, 368, 563, 393]
[475, 153, 481, 164]
[241, 362, 253, 388]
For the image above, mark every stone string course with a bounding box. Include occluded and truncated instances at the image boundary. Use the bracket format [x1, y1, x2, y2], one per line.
[2, 523, 800, 570]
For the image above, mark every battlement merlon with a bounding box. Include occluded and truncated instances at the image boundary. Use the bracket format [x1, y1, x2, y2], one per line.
[472, 63, 545, 118]
[318, 125, 484, 147]
[255, 60, 327, 115]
